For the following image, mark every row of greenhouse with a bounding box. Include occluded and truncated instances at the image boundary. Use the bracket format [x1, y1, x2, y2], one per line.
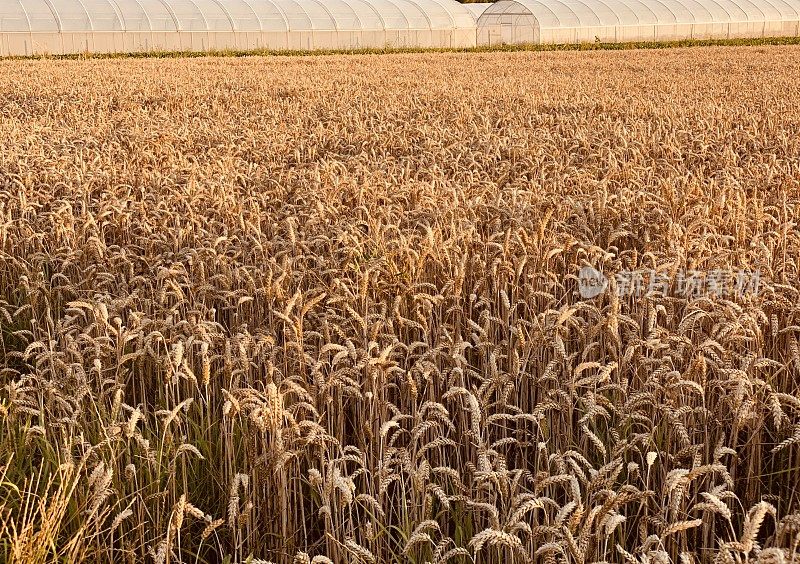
[1, 0, 799, 56]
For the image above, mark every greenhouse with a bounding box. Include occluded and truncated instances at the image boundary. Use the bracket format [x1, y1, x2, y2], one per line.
[477, 0, 800, 45]
[0, 0, 478, 56]
[1, 0, 799, 56]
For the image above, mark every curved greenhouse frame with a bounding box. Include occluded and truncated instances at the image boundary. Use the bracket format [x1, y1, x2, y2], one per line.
[464, 3, 494, 19]
[476, 0, 800, 44]
[3, 0, 800, 56]
[0, 0, 478, 55]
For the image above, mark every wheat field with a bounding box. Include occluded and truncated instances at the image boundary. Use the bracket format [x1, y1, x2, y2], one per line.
[1, 46, 799, 564]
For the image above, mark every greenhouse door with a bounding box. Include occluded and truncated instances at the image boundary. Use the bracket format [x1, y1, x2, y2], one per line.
[501, 15, 514, 44]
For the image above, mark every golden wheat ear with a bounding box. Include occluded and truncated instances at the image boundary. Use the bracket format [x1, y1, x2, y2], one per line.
[1, 46, 799, 564]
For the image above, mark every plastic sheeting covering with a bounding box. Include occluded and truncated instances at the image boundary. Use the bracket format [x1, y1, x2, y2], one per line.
[0, 0, 477, 33]
[464, 3, 494, 19]
[478, 0, 800, 43]
[3, 0, 799, 55]
[0, 0, 480, 55]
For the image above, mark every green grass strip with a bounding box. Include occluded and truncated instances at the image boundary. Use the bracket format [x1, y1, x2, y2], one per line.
[2, 34, 800, 61]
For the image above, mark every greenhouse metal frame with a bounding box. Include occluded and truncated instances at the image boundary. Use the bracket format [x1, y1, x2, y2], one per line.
[1, 0, 799, 56]
[464, 3, 494, 19]
[477, 0, 800, 45]
[0, 0, 477, 56]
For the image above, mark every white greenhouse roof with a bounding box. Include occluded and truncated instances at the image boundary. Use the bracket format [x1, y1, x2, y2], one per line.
[481, 0, 800, 27]
[464, 2, 494, 18]
[0, 0, 478, 32]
